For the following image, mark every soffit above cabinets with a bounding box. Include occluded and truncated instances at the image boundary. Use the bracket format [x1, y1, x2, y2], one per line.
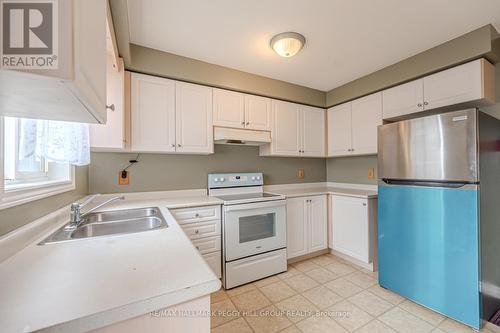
[125, 0, 500, 91]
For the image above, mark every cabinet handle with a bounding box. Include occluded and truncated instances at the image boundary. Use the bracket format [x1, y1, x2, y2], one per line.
[194, 230, 199, 234]
[195, 213, 200, 217]
[171, 144, 175, 148]
[246, 122, 250, 125]
[241, 121, 245, 126]
[106, 104, 115, 111]
[178, 144, 182, 147]
[423, 101, 429, 106]
[417, 103, 423, 107]
[362, 203, 367, 206]
[196, 246, 200, 250]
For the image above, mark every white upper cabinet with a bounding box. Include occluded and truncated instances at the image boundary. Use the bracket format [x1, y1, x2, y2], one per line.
[301, 106, 325, 157]
[213, 89, 245, 128]
[382, 79, 424, 119]
[0, 0, 107, 123]
[131, 73, 176, 152]
[382, 58, 495, 120]
[351, 93, 382, 155]
[244, 95, 271, 131]
[327, 102, 352, 156]
[175, 82, 214, 154]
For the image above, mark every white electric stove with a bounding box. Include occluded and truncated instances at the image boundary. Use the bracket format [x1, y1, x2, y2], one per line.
[208, 173, 287, 289]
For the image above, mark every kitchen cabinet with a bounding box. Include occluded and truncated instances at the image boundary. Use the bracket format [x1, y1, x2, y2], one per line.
[0, 0, 107, 124]
[331, 195, 377, 264]
[260, 100, 325, 157]
[286, 195, 327, 259]
[129, 73, 214, 154]
[327, 92, 382, 157]
[175, 81, 214, 154]
[383, 58, 495, 120]
[213, 89, 271, 131]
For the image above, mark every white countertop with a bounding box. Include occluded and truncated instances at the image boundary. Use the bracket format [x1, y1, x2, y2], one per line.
[265, 183, 378, 199]
[0, 191, 223, 333]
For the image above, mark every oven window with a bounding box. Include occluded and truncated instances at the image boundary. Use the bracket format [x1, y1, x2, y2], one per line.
[239, 213, 276, 243]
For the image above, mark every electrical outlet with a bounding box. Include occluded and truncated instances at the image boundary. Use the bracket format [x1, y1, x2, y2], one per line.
[298, 169, 305, 179]
[119, 171, 130, 185]
[368, 167, 375, 179]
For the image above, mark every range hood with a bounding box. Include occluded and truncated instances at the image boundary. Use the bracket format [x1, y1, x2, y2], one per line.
[214, 126, 271, 146]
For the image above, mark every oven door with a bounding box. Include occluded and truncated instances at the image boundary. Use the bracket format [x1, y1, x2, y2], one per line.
[224, 200, 286, 261]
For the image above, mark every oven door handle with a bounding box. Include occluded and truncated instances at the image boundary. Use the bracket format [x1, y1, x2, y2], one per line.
[224, 200, 286, 212]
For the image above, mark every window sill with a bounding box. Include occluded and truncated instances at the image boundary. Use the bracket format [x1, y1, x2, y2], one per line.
[0, 174, 76, 210]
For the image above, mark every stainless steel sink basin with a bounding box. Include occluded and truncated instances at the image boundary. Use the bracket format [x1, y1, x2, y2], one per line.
[39, 207, 168, 245]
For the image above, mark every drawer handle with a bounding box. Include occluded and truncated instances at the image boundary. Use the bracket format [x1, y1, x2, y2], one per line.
[196, 246, 200, 250]
[195, 230, 199, 234]
[195, 213, 200, 217]
[362, 203, 367, 206]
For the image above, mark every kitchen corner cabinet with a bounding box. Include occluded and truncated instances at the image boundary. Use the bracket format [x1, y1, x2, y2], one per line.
[260, 100, 325, 157]
[213, 88, 271, 131]
[327, 92, 382, 157]
[383, 58, 495, 120]
[331, 195, 377, 264]
[129, 73, 214, 154]
[287, 195, 327, 259]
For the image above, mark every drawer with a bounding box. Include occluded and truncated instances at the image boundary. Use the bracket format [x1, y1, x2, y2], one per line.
[181, 219, 221, 239]
[203, 251, 221, 278]
[192, 236, 221, 255]
[171, 205, 221, 224]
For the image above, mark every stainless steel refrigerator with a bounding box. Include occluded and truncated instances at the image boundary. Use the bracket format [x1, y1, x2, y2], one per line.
[377, 108, 500, 329]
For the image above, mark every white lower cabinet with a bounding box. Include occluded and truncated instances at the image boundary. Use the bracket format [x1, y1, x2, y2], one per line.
[286, 195, 327, 259]
[331, 195, 377, 264]
[170, 205, 222, 278]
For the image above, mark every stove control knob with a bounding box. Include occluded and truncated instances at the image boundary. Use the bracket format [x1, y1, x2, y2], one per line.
[214, 178, 219, 182]
[256, 176, 261, 181]
[251, 176, 256, 181]
[219, 177, 225, 182]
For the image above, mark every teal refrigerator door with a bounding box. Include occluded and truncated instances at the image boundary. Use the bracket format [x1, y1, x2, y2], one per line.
[378, 184, 480, 329]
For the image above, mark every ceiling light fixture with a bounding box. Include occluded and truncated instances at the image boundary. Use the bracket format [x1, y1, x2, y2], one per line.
[270, 32, 305, 58]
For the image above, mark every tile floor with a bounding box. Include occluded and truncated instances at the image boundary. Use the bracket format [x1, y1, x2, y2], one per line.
[210, 253, 500, 333]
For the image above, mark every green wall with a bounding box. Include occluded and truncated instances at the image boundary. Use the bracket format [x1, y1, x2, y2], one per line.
[0, 166, 89, 236]
[89, 145, 327, 194]
[326, 155, 378, 185]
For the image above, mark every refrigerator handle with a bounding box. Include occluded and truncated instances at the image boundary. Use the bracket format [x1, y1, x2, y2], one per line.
[381, 179, 478, 189]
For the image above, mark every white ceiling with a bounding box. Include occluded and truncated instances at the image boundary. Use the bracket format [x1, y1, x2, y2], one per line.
[127, 0, 500, 91]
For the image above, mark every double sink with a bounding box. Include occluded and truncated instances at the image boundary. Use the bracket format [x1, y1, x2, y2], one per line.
[40, 207, 168, 245]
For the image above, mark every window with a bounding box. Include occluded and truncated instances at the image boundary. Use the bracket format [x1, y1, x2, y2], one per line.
[1, 117, 77, 209]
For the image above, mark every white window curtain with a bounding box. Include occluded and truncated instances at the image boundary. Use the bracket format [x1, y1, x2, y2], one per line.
[18, 118, 90, 166]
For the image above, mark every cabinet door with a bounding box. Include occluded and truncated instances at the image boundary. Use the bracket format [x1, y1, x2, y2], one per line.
[244, 95, 271, 130]
[271, 100, 301, 156]
[213, 88, 245, 128]
[175, 82, 214, 154]
[90, 57, 126, 150]
[130, 73, 176, 152]
[382, 79, 424, 120]
[423, 59, 484, 110]
[331, 195, 370, 263]
[327, 103, 352, 157]
[301, 106, 325, 157]
[351, 92, 382, 155]
[286, 198, 308, 259]
[308, 195, 328, 252]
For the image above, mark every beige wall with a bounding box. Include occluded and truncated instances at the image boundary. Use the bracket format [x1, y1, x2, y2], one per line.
[0, 166, 89, 236]
[89, 145, 326, 194]
[326, 155, 378, 185]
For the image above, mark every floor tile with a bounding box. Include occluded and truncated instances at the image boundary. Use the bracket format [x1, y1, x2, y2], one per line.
[211, 318, 253, 333]
[437, 318, 478, 333]
[275, 294, 318, 323]
[279, 325, 302, 333]
[354, 319, 396, 333]
[226, 283, 257, 297]
[305, 267, 339, 284]
[324, 278, 363, 298]
[211, 298, 240, 328]
[398, 299, 445, 326]
[343, 271, 377, 289]
[259, 280, 297, 303]
[292, 260, 322, 272]
[327, 300, 373, 332]
[485, 322, 500, 333]
[211, 288, 229, 303]
[367, 285, 405, 305]
[302, 285, 343, 309]
[360, 268, 378, 279]
[244, 305, 293, 333]
[379, 307, 434, 333]
[310, 255, 337, 266]
[324, 262, 358, 276]
[254, 275, 281, 288]
[284, 273, 319, 293]
[296, 314, 348, 333]
[231, 289, 272, 313]
[348, 290, 393, 317]
[278, 266, 302, 280]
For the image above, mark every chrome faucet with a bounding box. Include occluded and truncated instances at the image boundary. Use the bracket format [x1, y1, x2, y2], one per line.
[66, 194, 125, 230]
